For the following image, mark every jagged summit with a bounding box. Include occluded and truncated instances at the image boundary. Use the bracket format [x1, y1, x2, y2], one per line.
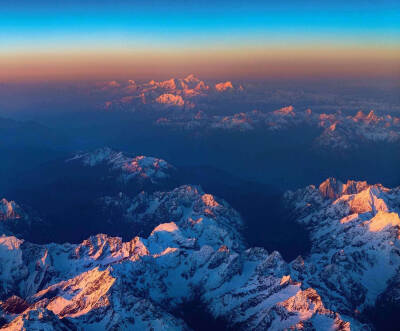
[353, 110, 379, 123]
[286, 178, 400, 316]
[0, 215, 356, 330]
[273, 105, 295, 115]
[0, 199, 22, 221]
[101, 184, 245, 250]
[183, 73, 200, 83]
[2, 171, 398, 329]
[102, 74, 245, 111]
[147, 75, 204, 90]
[318, 177, 371, 200]
[0, 199, 45, 241]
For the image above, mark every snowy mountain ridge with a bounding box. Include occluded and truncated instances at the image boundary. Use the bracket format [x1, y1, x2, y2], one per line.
[2, 175, 400, 329]
[67, 147, 174, 183]
[0, 181, 366, 330]
[285, 178, 400, 316]
[156, 107, 400, 150]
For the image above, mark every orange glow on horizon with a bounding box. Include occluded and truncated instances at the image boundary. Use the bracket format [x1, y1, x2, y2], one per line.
[1, 45, 399, 82]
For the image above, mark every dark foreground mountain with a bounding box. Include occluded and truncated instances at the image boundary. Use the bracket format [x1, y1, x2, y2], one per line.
[0, 187, 357, 330]
[2, 176, 400, 329]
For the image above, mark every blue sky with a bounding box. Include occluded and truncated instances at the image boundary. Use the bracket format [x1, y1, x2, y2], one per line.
[1, 0, 399, 51]
[0, 0, 398, 81]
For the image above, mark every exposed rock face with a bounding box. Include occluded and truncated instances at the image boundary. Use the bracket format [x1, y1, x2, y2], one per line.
[318, 178, 371, 200]
[0, 200, 22, 222]
[0, 200, 44, 241]
[1, 296, 29, 314]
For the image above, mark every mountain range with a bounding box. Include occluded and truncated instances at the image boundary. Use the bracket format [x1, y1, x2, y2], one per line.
[1, 148, 400, 329]
[156, 107, 400, 152]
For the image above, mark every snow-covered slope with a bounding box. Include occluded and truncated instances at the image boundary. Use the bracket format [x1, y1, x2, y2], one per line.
[100, 185, 245, 250]
[0, 228, 354, 330]
[67, 147, 175, 184]
[4, 175, 399, 329]
[0, 181, 363, 330]
[285, 178, 400, 317]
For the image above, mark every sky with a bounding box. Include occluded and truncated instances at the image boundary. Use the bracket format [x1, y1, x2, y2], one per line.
[0, 0, 399, 81]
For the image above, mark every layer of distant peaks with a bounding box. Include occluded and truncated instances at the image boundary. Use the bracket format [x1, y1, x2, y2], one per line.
[67, 147, 174, 183]
[156, 106, 400, 150]
[102, 74, 241, 110]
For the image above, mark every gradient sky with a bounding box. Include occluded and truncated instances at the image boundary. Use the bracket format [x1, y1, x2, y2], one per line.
[1, 0, 399, 81]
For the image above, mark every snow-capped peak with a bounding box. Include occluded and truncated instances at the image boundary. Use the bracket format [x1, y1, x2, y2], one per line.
[183, 73, 200, 83]
[67, 147, 175, 183]
[215, 81, 234, 91]
[286, 178, 400, 315]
